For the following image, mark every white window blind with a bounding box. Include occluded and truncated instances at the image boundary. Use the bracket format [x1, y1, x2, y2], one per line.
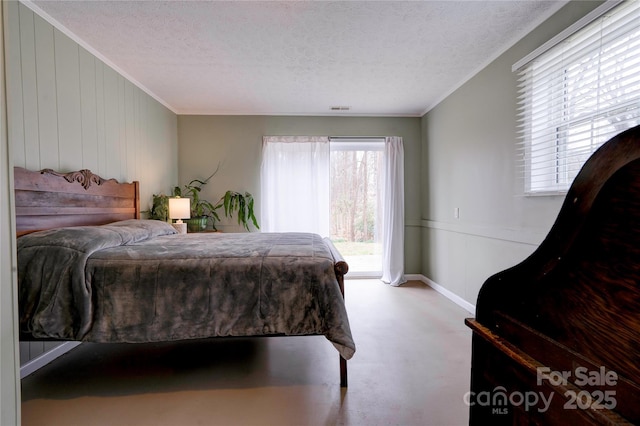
[515, 0, 640, 195]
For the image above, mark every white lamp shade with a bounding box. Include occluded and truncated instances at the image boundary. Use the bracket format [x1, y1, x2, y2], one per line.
[169, 197, 191, 220]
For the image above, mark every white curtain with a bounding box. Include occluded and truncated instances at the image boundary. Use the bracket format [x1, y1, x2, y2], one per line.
[380, 137, 406, 286]
[260, 136, 330, 236]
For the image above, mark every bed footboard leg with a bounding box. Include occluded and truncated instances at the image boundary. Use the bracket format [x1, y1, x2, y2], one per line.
[340, 356, 348, 387]
[326, 237, 350, 388]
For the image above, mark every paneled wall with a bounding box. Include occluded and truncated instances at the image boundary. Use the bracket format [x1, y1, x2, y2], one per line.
[5, 1, 178, 366]
[1, 2, 21, 423]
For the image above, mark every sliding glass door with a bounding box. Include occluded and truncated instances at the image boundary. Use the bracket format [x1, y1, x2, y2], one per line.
[330, 138, 384, 276]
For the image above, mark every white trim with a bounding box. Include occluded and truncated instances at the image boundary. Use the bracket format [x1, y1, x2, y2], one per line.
[20, 342, 81, 379]
[20, 0, 177, 114]
[179, 110, 421, 117]
[406, 274, 476, 315]
[512, 0, 622, 72]
[422, 219, 545, 246]
[347, 271, 383, 279]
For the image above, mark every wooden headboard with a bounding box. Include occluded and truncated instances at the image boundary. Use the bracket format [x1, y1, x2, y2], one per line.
[14, 167, 140, 237]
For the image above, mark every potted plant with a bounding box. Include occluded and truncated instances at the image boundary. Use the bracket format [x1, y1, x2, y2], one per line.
[147, 193, 170, 221]
[172, 172, 219, 232]
[149, 169, 259, 232]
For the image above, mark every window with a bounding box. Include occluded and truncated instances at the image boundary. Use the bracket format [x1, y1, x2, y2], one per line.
[330, 138, 384, 276]
[515, 1, 640, 194]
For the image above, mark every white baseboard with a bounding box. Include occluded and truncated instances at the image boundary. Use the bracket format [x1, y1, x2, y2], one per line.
[406, 274, 476, 314]
[20, 341, 81, 379]
[346, 271, 383, 279]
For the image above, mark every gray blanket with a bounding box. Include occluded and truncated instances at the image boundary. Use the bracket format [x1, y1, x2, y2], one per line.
[18, 220, 355, 359]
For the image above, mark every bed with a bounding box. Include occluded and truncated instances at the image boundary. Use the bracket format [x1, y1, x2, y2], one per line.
[15, 167, 354, 387]
[466, 125, 640, 424]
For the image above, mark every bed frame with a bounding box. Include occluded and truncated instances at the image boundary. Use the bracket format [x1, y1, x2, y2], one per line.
[14, 167, 349, 387]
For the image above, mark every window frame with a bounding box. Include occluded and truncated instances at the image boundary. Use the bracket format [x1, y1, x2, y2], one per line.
[516, 1, 640, 195]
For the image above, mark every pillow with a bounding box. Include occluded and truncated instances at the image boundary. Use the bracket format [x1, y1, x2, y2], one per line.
[104, 219, 177, 242]
[17, 220, 177, 254]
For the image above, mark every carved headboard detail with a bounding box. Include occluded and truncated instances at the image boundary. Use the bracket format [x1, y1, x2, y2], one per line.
[40, 168, 117, 190]
[14, 167, 140, 236]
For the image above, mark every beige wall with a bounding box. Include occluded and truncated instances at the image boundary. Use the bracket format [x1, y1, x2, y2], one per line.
[6, 1, 178, 366]
[420, 1, 604, 305]
[178, 115, 422, 273]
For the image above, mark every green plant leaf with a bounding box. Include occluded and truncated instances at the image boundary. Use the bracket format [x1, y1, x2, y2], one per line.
[174, 168, 259, 231]
[238, 196, 246, 227]
[247, 196, 259, 229]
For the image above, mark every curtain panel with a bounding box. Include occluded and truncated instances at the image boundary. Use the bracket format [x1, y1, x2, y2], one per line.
[381, 137, 406, 286]
[260, 136, 330, 236]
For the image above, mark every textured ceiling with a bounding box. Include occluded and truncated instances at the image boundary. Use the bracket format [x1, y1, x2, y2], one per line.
[28, 0, 567, 116]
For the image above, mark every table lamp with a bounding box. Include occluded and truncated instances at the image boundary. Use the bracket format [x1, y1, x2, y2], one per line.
[169, 196, 190, 234]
